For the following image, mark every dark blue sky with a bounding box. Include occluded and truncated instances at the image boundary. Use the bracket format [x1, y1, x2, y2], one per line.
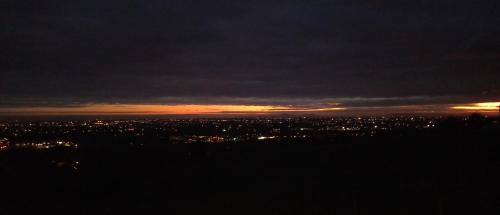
[1, 0, 500, 110]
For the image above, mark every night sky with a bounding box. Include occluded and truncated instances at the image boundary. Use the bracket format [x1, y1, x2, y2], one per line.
[2, 0, 500, 115]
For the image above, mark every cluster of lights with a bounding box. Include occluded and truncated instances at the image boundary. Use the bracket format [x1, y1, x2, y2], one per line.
[257, 136, 277, 140]
[14, 141, 78, 150]
[0, 138, 9, 151]
[0, 116, 441, 146]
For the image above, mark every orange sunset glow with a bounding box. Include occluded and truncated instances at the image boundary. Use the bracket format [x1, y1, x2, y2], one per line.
[451, 102, 500, 112]
[2, 102, 500, 116]
[0, 104, 345, 115]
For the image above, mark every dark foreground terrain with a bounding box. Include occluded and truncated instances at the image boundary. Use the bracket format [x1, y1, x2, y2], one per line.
[1, 117, 500, 214]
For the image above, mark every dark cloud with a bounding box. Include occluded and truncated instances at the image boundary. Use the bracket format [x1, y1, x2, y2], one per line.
[1, 0, 500, 108]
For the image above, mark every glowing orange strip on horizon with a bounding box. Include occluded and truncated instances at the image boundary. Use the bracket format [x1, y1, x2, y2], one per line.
[2, 102, 499, 115]
[451, 102, 500, 111]
[0, 104, 345, 115]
